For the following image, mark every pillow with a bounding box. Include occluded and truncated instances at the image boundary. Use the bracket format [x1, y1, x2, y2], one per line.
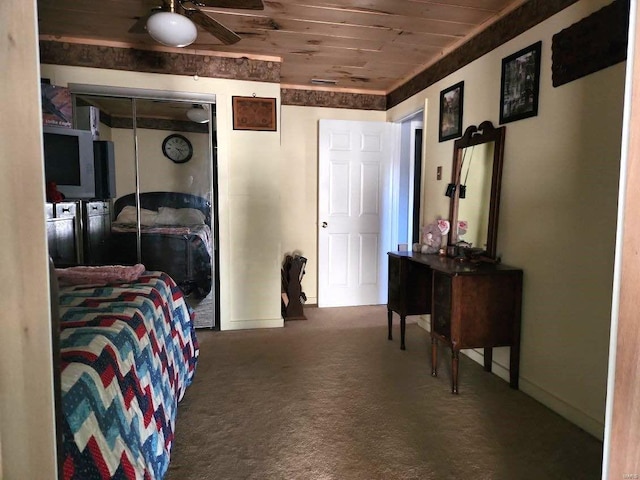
[115, 206, 158, 226]
[155, 207, 206, 226]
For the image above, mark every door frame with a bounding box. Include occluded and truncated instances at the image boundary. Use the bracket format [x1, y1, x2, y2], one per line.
[390, 110, 424, 252]
[68, 84, 219, 328]
[317, 119, 398, 307]
[316, 114, 425, 307]
[602, 0, 640, 475]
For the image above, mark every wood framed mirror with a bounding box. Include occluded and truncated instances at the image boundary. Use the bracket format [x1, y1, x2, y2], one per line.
[447, 121, 506, 259]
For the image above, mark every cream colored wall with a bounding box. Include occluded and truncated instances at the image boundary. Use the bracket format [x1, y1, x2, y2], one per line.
[279, 106, 386, 304]
[110, 127, 136, 196]
[140, 130, 211, 195]
[41, 64, 283, 330]
[99, 120, 112, 141]
[388, 0, 623, 438]
[1, 0, 58, 478]
[110, 128, 211, 198]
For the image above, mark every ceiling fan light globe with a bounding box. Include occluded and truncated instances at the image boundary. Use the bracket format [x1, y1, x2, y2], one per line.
[146, 12, 197, 48]
[187, 107, 210, 123]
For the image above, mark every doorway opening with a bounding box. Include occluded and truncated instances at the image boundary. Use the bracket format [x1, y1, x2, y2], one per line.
[395, 111, 424, 249]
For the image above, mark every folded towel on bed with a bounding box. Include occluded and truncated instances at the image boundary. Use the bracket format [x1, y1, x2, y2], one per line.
[56, 264, 146, 286]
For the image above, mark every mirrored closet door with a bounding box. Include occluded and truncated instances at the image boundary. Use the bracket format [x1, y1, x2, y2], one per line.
[72, 90, 218, 329]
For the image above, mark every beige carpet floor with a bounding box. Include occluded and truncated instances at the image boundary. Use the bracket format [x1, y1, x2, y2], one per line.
[166, 305, 602, 480]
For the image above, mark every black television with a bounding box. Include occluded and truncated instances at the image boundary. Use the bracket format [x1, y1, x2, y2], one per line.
[43, 126, 96, 199]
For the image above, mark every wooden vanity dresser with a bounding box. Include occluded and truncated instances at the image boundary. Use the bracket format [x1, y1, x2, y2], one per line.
[388, 251, 523, 394]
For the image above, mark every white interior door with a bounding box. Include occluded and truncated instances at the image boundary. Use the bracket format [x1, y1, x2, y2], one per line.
[318, 119, 394, 307]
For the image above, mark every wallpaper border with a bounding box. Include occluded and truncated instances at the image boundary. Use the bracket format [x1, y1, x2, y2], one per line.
[39, 40, 281, 84]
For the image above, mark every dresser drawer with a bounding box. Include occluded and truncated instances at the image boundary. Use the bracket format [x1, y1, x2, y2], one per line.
[85, 200, 110, 215]
[432, 272, 452, 338]
[55, 201, 78, 218]
[84, 202, 107, 218]
[387, 255, 402, 310]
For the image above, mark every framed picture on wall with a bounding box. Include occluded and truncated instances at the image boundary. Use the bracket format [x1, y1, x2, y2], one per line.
[232, 96, 277, 131]
[500, 41, 542, 124]
[439, 81, 464, 142]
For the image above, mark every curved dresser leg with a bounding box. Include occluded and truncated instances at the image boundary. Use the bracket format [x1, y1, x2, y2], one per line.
[400, 315, 406, 350]
[387, 308, 393, 340]
[431, 337, 438, 377]
[510, 341, 521, 389]
[484, 347, 493, 372]
[452, 350, 460, 394]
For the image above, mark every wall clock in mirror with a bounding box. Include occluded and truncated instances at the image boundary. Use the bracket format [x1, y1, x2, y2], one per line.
[162, 133, 193, 163]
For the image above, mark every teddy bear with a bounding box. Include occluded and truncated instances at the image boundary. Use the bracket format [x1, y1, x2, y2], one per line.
[413, 218, 450, 254]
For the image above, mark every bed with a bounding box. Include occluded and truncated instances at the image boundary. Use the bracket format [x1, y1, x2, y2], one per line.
[55, 268, 199, 479]
[109, 192, 213, 298]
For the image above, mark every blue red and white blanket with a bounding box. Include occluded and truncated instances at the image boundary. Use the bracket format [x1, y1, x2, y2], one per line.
[58, 271, 199, 479]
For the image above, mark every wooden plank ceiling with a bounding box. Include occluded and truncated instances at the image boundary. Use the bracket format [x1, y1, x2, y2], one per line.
[37, 0, 525, 94]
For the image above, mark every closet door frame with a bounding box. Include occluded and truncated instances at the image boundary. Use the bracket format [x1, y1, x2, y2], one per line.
[69, 84, 219, 329]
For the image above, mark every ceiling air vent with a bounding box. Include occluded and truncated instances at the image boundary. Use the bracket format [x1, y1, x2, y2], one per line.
[311, 78, 338, 86]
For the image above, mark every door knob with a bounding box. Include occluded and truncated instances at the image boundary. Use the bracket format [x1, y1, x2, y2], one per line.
[322, 222, 328, 228]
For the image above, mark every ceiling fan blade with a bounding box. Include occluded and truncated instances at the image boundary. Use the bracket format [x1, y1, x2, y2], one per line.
[191, 0, 264, 10]
[187, 8, 241, 45]
[128, 7, 163, 34]
[129, 13, 152, 34]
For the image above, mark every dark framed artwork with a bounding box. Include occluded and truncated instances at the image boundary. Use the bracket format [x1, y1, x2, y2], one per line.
[439, 81, 464, 142]
[500, 41, 542, 124]
[232, 96, 277, 131]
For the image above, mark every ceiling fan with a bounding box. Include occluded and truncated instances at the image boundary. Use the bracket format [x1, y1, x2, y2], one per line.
[130, 0, 264, 47]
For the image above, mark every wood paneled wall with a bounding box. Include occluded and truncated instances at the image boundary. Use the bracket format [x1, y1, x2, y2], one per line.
[0, 0, 58, 478]
[605, 1, 640, 477]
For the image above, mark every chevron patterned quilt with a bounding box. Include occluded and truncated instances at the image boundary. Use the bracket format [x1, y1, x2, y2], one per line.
[58, 271, 199, 480]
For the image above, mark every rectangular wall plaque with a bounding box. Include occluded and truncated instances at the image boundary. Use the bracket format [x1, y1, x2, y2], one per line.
[232, 96, 277, 131]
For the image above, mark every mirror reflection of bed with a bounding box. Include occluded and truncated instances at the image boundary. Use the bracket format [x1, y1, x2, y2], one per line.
[109, 191, 214, 313]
